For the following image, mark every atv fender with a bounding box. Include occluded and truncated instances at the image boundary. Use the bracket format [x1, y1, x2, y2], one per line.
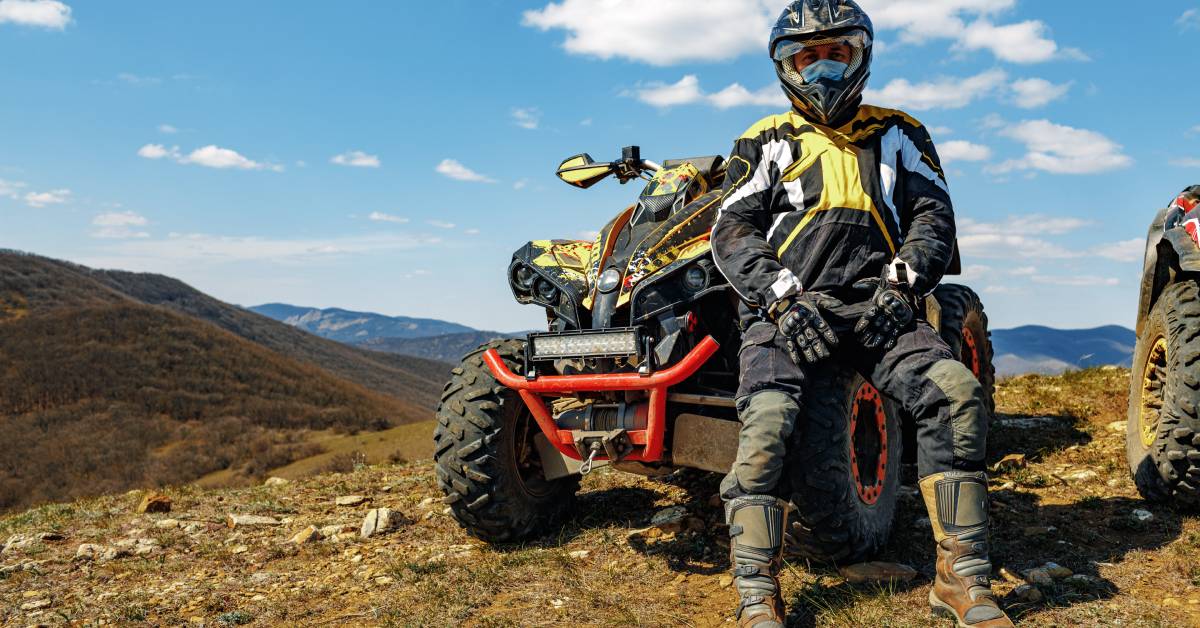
[1138, 208, 1200, 336]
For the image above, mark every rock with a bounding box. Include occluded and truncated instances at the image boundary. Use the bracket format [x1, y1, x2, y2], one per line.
[1132, 509, 1154, 522]
[2, 534, 33, 555]
[1010, 584, 1044, 604]
[74, 544, 103, 561]
[36, 532, 63, 542]
[320, 524, 353, 538]
[998, 417, 1062, 429]
[999, 567, 1024, 585]
[1065, 574, 1101, 589]
[1025, 568, 1053, 586]
[374, 576, 394, 585]
[155, 519, 180, 529]
[650, 506, 689, 533]
[991, 454, 1027, 473]
[136, 493, 172, 514]
[360, 508, 404, 539]
[183, 522, 204, 534]
[568, 550, 590, 560]
[336, 495, 371, 507]
[20, 598, 51, 611]
[1061, 470, 1099, 483]
[838, 562, 919, 584]
[231, 545, 249, 554]
[226, 514, 282, 529]
[1043, 562, 1073, 579]
[264, 477, 290, 487]
[1107, 420, 1127, 433]
[290, 526, 322, 545]
[719, 574, 734, 588]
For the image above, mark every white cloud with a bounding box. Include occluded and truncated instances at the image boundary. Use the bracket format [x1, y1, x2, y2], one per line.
[513, 179, 529, 191]
[958, 233, 1078, 260]
[632, 75, 786, 109]
[1170, 157, 1200, 168]
[116, 72, 162, 86]
[465, 228, 481, 235]
[956, 19, 1065, 64]
[1010, 78, 1070, 109]
[427, 220, 456, 229]
[864, 69, 1006, 111]
[0, 0, 70, 29]
[523, 0, 776, 66]
[1031, 274, 1119, 287]
[992, 120, 1132, 175]
[138, 143, 282, 172]
[91, 211, 149, 239]
[331, 150, 381, 168]
[938, 140, 991, 163]
[158, 124, 178, 134]
[24, 189, 70, 208]
[1091, 238, 1144, 263]
[960, 215, 1090, 236]
[512, 107, 542, 130]
[0, 178, 26, 199]
[1178, 8, 1200, 31]
[368, 211, 409, 224]
[435, 159, 496, 184]
[928, 126, 953, 137]
[100, 232, 433, 264]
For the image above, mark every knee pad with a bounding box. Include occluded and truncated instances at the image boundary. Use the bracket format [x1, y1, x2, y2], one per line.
[927, 360, 988, 464]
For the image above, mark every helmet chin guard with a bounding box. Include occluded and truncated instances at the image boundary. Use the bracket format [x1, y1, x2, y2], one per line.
[770, 0, 874, 126]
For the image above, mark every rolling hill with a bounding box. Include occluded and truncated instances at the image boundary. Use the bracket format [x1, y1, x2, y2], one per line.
[0, 250, 447, 512]
[358, 330, 510, 363]
[991, 325, 1136, 376]
[249, 303, 475, 343]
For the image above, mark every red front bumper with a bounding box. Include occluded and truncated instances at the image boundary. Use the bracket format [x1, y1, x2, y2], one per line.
[482, 336, 721, 463]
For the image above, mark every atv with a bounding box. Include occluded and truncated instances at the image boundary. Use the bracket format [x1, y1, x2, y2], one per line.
[434, 146, 996, 563]
[1126, 189, 1200, 509]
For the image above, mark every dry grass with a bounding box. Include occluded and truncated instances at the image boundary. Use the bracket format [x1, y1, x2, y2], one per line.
[1, 368, 1198, 627]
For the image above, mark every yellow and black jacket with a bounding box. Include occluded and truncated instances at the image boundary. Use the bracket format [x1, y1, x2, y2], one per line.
[711, 105, 956, 323]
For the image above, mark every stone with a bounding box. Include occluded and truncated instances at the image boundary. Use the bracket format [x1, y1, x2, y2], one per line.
[650, 506, 689, 533]
[1061, 470, 1099, 483]
[1132, 509, 1154, 522]
[20, 598, 51, 611]
[226, 514, 282, 529]
[231, 545, 249, 554]
[1025, 568, 1053, 586]
[1010, 584, 1044, 604]
[336, 495, 371, 507]
[838, 562, 919, 584]
[36, 532, 64, 542]
[360, 508, 404, 539]
[2, 534, 33, 555]
[991, 454, 1027, 473]
[1107, 420, 1127, 433]
[719, 574, 734, 588]
[374, 576, 395, 585]
[136, 493, 172, 514]
[155, 519, 180, 529]
[1043, 562, 1073, 579]
[320, 524, 352, 538]
[290, 526, 322, 545]
[568, 550, 590, 560]
[1065, 574, 1101, 589]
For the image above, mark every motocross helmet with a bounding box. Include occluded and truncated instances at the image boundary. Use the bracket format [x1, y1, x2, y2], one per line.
[770, 0, 874, 126]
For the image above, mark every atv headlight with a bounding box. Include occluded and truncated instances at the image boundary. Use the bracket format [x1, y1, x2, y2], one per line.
[598, 267, 622, 293]
[535, 278, 559, 302]
[531, 329, 640, 359]
[513, 264, 538, 292]
[683, 265, 709, 292]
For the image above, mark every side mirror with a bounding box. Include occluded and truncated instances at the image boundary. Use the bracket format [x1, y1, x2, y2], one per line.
[556, 153, 614, 189]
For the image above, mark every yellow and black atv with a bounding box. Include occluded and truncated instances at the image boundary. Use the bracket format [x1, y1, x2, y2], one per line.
[434, 146, 995, 563]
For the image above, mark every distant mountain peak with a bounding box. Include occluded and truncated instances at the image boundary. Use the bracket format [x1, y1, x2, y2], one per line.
[249, 303, 476, 344]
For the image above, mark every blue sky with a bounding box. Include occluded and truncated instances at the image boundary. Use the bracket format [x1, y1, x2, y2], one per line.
[1, 0, 1197, 332]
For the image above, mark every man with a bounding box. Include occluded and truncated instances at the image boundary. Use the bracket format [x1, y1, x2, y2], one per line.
[711, 2, 1013, 627]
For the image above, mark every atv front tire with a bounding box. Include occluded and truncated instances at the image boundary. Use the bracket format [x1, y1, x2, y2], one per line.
[934, 284, 996, 417]
[434, 339, 581, 542]
[1126, 282, 1200, 509]
[784, 366, 903, 563]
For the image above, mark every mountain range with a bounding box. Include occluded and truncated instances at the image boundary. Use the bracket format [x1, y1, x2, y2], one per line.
[249, 303, 477, 344]
[991, 325, 1137, 377]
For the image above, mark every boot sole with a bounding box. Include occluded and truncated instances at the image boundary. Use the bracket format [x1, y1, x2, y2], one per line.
[928, 590, 968, 628]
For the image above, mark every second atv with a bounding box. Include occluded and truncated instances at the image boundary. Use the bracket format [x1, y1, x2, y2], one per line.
[434, 147, 995, 563]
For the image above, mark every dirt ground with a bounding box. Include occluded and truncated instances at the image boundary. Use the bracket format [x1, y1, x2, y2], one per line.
[1, 367, 1198, 627]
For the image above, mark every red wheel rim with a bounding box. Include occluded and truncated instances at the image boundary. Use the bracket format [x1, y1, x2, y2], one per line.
[849, 383, 888, 505]
[961, 328, 981, 378]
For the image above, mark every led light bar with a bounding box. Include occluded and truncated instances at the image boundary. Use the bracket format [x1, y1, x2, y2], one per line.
[531, 329, 640, 359]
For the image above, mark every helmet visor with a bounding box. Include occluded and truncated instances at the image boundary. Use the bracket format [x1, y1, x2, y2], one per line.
[772, 30, 872, 63]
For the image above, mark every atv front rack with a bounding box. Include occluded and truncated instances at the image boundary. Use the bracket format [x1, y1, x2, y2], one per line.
[482, 336, 721, 463]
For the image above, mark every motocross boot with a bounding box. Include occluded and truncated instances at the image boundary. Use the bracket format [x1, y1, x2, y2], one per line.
[919, 472, 1014, 628]
[726, 495, 788, 628]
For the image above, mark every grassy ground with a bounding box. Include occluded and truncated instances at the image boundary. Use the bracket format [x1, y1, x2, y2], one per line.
[2, 368, 1199, 626]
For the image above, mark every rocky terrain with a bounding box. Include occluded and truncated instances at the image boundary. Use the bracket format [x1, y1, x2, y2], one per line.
[2, 368, 1199, 627]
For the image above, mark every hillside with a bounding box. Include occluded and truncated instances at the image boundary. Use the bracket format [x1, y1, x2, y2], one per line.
[0, 251, 451, 408]
[992, 325, 1136, 376]
[359, 330, 509, 363]
[250, 303, 475, 344]
[2, 368, 1198, 627]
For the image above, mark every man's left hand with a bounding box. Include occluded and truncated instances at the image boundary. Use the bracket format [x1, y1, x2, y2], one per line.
[853, 262, 917, 351]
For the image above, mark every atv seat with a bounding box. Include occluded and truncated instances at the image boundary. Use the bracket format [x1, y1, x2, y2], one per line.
[663, 155, 726, 189]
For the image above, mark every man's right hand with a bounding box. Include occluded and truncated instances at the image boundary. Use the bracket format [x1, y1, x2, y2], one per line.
[771, 295, 839, 365]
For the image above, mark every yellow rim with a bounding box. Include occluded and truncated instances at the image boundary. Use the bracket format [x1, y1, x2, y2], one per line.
[1139, 337, 1168, 448]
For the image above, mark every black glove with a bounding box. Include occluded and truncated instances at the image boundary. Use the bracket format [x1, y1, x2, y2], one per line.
[853, 265, 917, 351]
[771, 294, 839, 365]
